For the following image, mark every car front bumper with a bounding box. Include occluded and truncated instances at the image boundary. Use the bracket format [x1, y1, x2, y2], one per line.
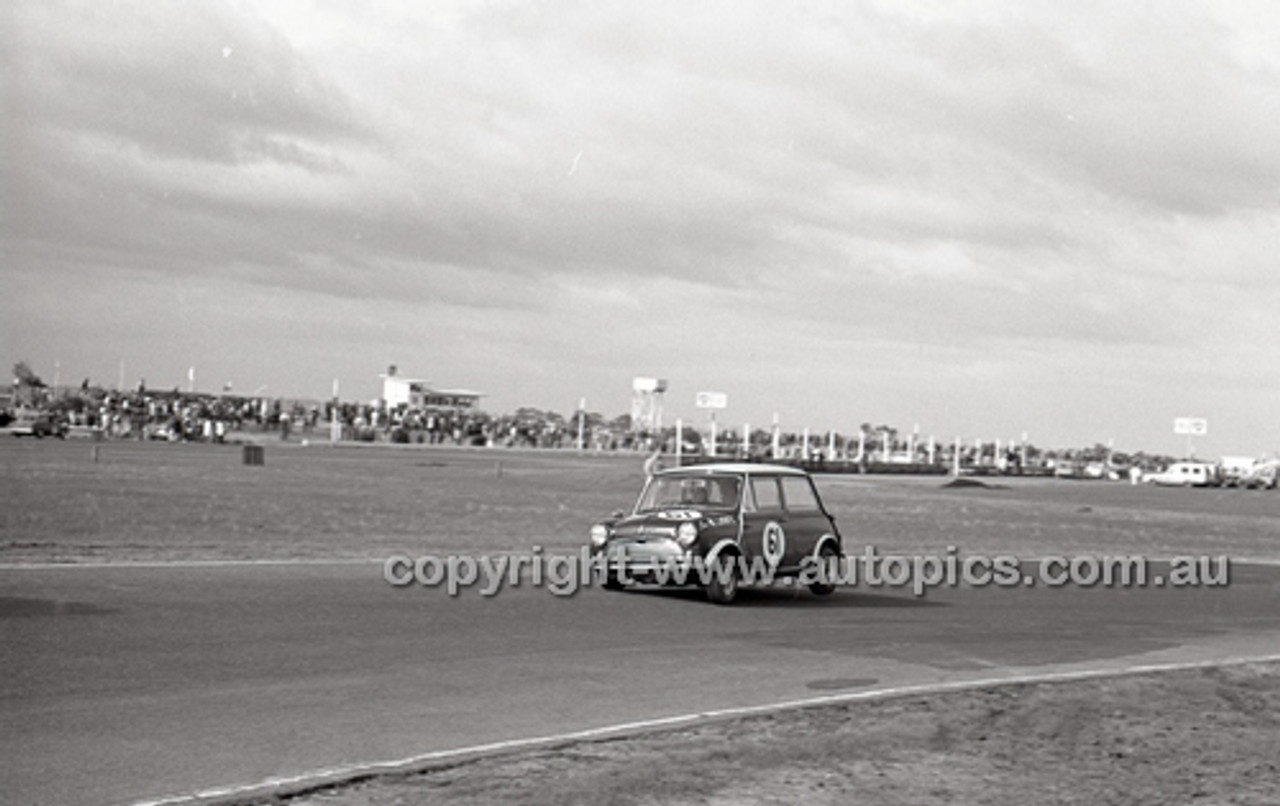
[601, 538, 697, 582]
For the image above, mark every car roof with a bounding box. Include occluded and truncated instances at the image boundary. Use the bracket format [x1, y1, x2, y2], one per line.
[656, 462, 808, 477]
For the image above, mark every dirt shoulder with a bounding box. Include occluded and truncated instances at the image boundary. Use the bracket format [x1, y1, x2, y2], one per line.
[268, 661, 1280, 806]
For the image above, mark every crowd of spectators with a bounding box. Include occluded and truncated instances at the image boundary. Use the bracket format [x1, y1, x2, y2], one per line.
[5, 384, 320, 443]
[3, 379, 1177, 473]
[2, 382, 655, 451]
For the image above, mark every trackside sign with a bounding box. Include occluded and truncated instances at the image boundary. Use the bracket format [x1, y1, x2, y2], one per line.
[1173, 417, 1208, 436]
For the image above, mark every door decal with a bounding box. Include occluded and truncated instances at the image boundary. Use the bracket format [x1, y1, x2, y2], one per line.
[762, 521, 785, 566]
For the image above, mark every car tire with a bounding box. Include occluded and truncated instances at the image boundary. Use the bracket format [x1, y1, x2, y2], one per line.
[705, 552, 739, 605]
[603, 573, 627, 591]
[808, 543, 839, 597]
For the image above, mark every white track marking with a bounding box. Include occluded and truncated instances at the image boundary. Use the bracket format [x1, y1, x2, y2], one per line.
[0, 559, 381, 570]
[131, 651, 1280, 806]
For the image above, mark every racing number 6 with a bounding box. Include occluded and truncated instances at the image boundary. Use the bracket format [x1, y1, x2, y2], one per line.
[762, 521, 785, 567]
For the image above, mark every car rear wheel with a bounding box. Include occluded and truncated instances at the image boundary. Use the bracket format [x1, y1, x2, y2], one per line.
[809, 543, 839, 596]
[705, 553, 739, 605]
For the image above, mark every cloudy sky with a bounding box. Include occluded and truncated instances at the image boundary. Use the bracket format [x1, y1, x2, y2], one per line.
[3, 1, 1278, 454]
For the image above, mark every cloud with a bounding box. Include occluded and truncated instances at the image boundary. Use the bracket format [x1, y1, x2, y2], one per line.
[3, 0, 1279, 451]
[5, 1, 363, 162]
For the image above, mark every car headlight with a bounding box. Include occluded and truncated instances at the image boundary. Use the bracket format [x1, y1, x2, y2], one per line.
[676, 521, 698, 548]
[589, 524, 610, 547]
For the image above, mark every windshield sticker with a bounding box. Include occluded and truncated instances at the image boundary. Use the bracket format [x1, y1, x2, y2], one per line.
[655, 509, 703, 521]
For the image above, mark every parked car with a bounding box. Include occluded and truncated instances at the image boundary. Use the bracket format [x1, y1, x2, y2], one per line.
[1219, 456, 1258, 487]
[1144, 461, 1219, 487]
[588, 463, 843, 604]
[1240, 462, 1278, 490]
[5, 412, 68, 439]
[1220, 457, 1278, 490]
[1053, 460, 1082, 479]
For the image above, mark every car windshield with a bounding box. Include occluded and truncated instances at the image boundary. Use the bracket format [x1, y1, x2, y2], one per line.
[636, 474, 741, 512]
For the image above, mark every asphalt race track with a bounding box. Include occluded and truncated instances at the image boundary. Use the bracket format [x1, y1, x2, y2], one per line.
[3, 560, 1280, 806]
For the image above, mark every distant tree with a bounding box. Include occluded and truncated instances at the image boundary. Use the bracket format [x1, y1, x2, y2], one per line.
[1078, 442, 1111, 462]
[13, 360, 45, 388]
[868, 424, 897, 452]
[514, 406, 547, 424]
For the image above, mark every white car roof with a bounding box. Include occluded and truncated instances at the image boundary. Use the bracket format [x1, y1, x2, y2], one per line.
[656, 462, 808, 477]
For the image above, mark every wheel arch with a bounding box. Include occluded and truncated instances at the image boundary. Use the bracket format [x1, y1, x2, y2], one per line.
[705, 539, 743, 566]
[811, 533, 842, 560]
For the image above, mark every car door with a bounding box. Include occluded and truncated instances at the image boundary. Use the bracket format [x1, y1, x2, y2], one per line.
[740, 474, 786, 573]
[778, 474, 831, 570]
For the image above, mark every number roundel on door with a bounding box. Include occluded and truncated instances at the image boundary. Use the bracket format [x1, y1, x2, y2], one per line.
[762, 521, 785, 566]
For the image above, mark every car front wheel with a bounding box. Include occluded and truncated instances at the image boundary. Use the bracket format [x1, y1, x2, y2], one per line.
[705, 553, 739, 605]
[602, 559, 627, 591]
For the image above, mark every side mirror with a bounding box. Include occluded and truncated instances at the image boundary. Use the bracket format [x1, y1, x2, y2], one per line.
[611, 510, 626, 519]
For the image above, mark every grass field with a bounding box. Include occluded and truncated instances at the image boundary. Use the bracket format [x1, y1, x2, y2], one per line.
[2, 439, 1278, 564]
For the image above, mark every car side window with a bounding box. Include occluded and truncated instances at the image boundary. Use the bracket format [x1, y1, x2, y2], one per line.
[750, 476, 783, 511]
[780, 476, 820, 512]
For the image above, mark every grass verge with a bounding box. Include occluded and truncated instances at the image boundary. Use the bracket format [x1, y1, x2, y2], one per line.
[261, 660, 1280, 806]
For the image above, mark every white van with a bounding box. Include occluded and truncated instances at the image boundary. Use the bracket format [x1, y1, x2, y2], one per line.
[1144, 462, 1219, 487]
